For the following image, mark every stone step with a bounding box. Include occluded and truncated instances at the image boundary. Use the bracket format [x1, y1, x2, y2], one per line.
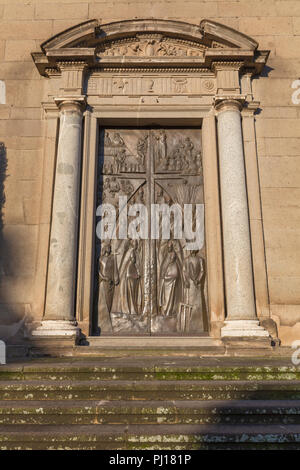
[1, 358, 299, 450]
[1, 400, 300, 426]
[1, 424, 300, 450]
[85, 337, 221, 348]
[1, 380, 300, 401]
[1, 364, 299, 381]
[8, 345, 229, 360]
[9, 344, 294, 360]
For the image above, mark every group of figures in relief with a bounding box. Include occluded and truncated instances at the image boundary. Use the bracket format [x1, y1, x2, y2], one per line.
[97, 239, 142, 333]
[101, 36, 204, 58]
[102, 131, 147, 174]
[97, 239, 206, 334]
[155, 130, 202, 173]
[96, 129, 207, 335]
[101, 129, 202, 177]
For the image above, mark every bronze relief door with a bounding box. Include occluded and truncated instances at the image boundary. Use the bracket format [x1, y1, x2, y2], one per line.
[96, 128, 207, 336]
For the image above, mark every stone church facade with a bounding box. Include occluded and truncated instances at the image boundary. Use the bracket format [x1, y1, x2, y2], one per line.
[0, 0, 300, 354]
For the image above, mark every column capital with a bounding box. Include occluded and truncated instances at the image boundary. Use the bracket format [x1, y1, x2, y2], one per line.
[54, 96, 86, 113]
[214, 96, 246, 114]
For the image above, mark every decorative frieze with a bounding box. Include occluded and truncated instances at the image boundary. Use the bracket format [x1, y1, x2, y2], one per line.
[87, 75, 216, 96]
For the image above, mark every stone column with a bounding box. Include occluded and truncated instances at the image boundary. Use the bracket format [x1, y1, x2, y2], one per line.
[33, 98, 85, 338]
[215, 98, 268, 339]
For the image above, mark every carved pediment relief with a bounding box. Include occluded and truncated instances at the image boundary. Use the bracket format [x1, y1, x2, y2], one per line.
[97, 34, 206, 58]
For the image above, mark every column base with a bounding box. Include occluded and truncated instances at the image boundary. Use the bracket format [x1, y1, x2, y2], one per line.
[31, 320, 80, 338]
[221, 320, 269, 338]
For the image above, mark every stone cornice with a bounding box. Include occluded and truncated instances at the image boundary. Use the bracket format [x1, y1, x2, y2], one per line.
[33, 52, 267, 76]
[32, 19, 269, 77]
[199, 19, 258, 51]
[41, 19, 100, 52]
[47, 49, 95, 64]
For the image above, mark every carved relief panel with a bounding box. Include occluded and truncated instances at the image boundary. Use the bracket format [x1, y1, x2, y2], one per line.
[97, 34, 206, 58]
[95, 128, 207, 336]
[87, 74, 216, 96]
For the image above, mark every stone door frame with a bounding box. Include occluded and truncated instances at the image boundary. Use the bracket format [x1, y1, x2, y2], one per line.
[77, 112, 222, 337]
[31, 19, 272, 342]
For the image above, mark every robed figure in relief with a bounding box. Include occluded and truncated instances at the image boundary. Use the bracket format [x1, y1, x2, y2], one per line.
[183, 250, 205, 331]
[159, 243, 183, 317]
[97, 242, 120, 333]
[121, 250, 142, 315]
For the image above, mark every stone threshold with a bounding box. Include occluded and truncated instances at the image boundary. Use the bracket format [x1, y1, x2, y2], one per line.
[85, 336, 222, 348]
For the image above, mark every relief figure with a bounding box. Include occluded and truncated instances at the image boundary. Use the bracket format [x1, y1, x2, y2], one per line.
[121, 250, 142, 315]
[183, 250, 205, 331]
[104, 176, 120, 199]
[98, 242, 120, 333]
[144, 40, 156, 56]
[156, 131, 167, 162]
[159, 245, 183, 316]
[112, 133, 125, 146]
[115, 149, 127, 172]
[137, 135, 148, 167]
[128, 43, 142, 55]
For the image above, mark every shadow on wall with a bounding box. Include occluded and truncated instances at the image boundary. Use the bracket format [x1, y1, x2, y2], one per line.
[0, 143, 32, 352]
[0, 143, 7, 235]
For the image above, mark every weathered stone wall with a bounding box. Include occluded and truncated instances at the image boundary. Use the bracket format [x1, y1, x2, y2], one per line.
[0, 0, 299, 344]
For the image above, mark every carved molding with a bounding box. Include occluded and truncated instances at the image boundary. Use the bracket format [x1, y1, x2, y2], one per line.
[90, 67, 210, 73]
